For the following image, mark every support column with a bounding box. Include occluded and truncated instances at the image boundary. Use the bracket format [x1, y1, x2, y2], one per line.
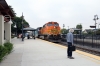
[0, 15, 4, 45]
[4, 22, 11, 43]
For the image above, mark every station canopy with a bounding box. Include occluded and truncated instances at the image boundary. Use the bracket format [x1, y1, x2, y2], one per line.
[23, 27, 36, 31]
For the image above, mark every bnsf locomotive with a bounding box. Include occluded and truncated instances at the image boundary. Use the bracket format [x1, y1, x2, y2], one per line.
[37, 22, 61, 42]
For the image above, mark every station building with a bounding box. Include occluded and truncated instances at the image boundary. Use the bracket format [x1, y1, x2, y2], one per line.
[0, 0, 14, 44]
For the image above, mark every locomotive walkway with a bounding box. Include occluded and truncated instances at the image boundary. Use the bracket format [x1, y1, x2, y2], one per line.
[0, 38, 100, 66]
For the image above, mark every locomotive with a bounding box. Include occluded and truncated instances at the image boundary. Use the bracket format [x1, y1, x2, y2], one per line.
[37, 22, 61, 42]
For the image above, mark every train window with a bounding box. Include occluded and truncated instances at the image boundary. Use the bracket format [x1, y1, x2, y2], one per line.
[47, 23, 52, 26]
[54, 23, 59, 26]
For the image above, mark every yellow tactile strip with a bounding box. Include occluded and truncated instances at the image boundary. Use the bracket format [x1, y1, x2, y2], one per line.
[40, 39, 100, 61]
[76, 50, 100, 61]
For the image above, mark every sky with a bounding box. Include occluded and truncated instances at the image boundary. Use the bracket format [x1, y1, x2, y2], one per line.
[6, 0, 100, 30]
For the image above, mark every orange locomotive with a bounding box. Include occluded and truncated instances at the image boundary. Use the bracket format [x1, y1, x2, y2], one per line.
[37, 21, 61, 41]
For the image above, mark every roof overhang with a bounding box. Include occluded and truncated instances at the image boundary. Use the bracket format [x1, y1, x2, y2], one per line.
[0, 0, 15, 22]
[22, 27, 36, 31]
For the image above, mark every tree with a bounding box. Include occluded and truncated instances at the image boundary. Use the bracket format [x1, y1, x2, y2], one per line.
[8, 5, 30, 34]
[76, 24, 82, 30]
[12, 16, 30, 34]
[61, 29, 68, 34]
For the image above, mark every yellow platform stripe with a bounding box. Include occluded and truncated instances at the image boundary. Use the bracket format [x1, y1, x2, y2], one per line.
[40, 39, 100, 63]
[76, 50, 100, 61]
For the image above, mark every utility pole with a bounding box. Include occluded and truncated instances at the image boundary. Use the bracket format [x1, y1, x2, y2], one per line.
[63, 24, 65, 29]
[22, 12, 24, 41]
[63, 24, 65, 34]
[93, 15, 99, 35]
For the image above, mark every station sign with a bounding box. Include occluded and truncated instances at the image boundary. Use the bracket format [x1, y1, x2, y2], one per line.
[90, 26, 96, 28]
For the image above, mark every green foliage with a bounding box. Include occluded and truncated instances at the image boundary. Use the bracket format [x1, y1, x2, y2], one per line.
[9, 5, 30, 34]
[11, 16, 30, 33]
[88, 31, 93, 34]
[61, 29, 68, 34]
[0, 42, 13, 62]
[96, 29, 100, 35]
[74, 31, 79, 34]
[76, 24, 82, 29]
[0, 45, 8, 62]
[4, 42, 13, 54]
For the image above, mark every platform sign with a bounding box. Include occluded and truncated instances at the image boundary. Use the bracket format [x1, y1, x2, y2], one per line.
[90, 26, 96, 28]
[4, 16, 10, 22]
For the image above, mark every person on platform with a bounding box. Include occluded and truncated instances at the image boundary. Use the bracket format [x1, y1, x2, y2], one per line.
[66, 28, 74, 59]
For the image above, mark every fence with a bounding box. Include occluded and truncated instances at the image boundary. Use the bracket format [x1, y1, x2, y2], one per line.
[61, 34, 100, 49]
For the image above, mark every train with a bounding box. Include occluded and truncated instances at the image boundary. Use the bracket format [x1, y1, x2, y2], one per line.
[36, 21, 61, 42]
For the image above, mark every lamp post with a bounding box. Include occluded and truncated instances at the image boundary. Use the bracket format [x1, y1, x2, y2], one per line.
[63, 24, 65, 29]
[93, 15, 99, 35]
[14, 22, 17, 37]
[22, 13, 24, 41]
[63, 24, 65, 34]
[14, 24, 17, 37]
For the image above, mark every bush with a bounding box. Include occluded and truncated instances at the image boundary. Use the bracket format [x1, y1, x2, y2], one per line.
[4, 42, 13, 54]
[0, 42, 13, 62]
[0, 45, 8, 62]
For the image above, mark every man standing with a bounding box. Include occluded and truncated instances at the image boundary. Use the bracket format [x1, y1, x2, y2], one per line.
[66, 28, 74, 59]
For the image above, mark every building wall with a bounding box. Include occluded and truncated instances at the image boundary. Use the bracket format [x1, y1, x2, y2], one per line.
[0, 15, 12, 45]
[0, 15, 4, 44]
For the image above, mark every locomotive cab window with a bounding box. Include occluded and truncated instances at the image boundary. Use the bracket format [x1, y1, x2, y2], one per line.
[54, 23, 59, 26]
[47, 23, 52, 26]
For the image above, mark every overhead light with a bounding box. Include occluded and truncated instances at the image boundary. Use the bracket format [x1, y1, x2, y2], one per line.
[8, 20, 13, 24]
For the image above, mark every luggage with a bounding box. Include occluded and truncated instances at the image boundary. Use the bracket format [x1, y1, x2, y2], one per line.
[71, 45, 76, 51]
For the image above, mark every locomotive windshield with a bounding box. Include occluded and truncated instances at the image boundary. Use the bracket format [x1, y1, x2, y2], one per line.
[47, 23, 59, 26]
[54, 23, 59, 26]
[47, 23, 52, 26]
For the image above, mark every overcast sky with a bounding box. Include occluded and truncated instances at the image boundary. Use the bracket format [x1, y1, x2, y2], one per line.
[6, 0, 100, 30]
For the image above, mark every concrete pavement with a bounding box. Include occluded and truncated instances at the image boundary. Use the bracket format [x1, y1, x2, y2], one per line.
[0, 38, 100, 66]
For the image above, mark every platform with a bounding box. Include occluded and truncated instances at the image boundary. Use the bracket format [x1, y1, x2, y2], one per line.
[0, 38, 100, 66]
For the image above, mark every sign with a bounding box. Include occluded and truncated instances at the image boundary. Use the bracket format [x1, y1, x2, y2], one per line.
[4, 15, 10, 22]
[90, 26, 96, 28]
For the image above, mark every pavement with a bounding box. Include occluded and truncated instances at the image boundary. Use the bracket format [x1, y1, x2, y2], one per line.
[0, 37, 100, 66]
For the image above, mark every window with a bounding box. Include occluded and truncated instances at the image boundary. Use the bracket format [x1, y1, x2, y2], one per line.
[47, 23, 52, 26]
[54, 23, 59, 26]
